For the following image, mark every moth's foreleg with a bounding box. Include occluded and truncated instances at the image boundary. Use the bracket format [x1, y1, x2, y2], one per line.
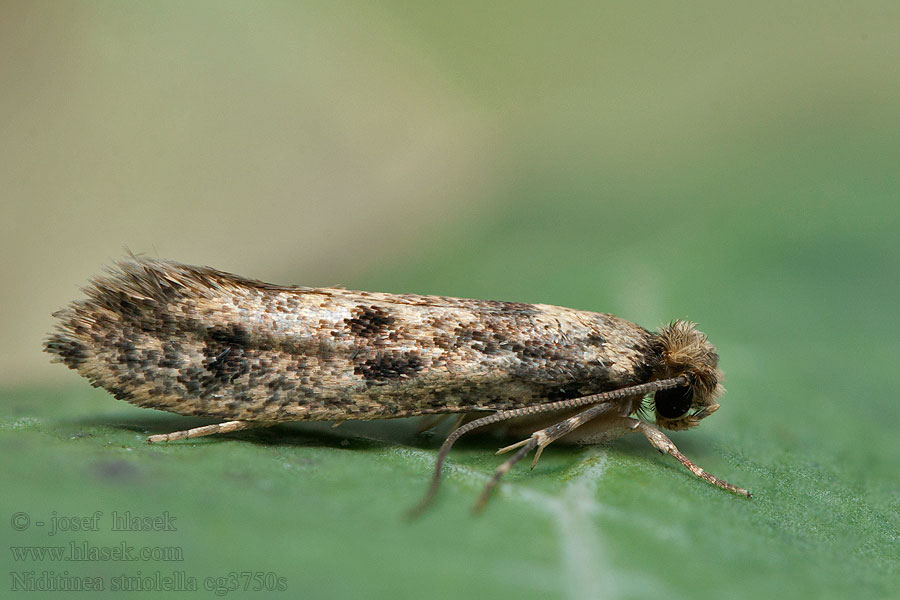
[147, 420, 270, 444]
[630, 419, 751, 498]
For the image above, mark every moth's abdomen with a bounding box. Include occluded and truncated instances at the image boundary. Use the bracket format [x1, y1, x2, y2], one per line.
[45, 257, 664, 422]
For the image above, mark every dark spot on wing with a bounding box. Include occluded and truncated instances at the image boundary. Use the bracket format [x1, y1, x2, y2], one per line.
[354, 350, 424, 382]
[207, 324, 250, 346]
[158, 340, 184, 369]
[345, 306, 395, 338]
[108, 385, 134, 402]
[177, 367, 205, 396]
[202, 341, 250, 384]
[44, 334, 88, 368]
[588, 333, 606, 346]
[454, 323, 570, 363]
[471, 340, 501, 354]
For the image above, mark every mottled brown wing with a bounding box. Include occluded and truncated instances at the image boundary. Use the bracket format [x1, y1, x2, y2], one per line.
[45, 258, 662, 421]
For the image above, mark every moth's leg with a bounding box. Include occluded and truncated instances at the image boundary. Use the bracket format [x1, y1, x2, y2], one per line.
[416, 414, 446, 433]
[472, 438, 538, 513]
[630, 419, 751, 497]
[475, 401, 621, 511]
[416, 413, 468, 436]
[147, 420, 271, 444]
[447, 414, 468, 434]
[410, 378, 689, 516]
[497, 401, 623, 469]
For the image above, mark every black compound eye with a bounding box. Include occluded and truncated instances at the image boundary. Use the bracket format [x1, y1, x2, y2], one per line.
[655, 386, 694, 419]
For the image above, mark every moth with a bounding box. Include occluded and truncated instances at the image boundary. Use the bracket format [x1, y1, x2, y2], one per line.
[45, 256, 750, 513]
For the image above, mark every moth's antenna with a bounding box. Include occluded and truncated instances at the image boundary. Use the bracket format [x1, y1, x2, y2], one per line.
[406, 376, 688, 518]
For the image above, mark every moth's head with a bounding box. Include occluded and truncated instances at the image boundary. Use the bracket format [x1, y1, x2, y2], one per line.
[650, 320, 723, 431]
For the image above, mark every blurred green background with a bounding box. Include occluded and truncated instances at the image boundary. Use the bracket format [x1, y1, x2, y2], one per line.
[2, 2, 898, 599]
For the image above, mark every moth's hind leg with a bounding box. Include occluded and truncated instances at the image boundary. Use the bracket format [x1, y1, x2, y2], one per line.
[147, 420, 273, 444]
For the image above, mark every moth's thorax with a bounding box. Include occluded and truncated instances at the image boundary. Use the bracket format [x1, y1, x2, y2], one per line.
[650, 320, 723, 431]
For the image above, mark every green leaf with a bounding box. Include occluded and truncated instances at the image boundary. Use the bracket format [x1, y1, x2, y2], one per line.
[5, 161, 898, 598]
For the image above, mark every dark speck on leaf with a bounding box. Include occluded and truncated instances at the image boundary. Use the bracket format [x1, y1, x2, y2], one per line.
[90, 459, 140, 481]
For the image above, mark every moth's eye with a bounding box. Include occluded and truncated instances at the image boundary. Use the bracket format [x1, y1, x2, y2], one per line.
[655, 386, 694, 419]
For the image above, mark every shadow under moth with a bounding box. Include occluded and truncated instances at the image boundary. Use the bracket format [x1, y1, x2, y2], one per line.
[45, 256, 750, 514]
